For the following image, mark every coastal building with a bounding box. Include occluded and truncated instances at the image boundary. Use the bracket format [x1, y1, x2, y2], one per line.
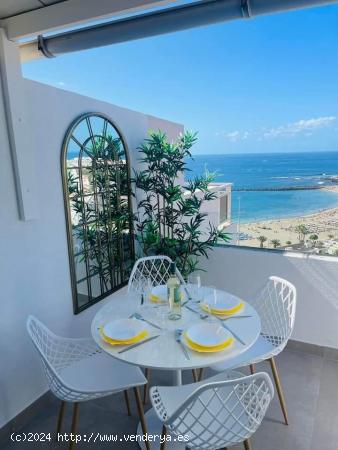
[185, 182, 232, 236]
[204, 182, 232, 230]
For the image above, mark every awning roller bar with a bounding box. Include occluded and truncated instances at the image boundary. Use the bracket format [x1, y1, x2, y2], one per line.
[19, 0, 337, 62]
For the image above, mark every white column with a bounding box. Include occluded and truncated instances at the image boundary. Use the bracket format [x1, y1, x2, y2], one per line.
[0, 28, 38, 220]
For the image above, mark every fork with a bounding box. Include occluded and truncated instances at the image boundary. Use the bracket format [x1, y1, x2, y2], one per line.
[175, 329, 190, 360]
[217, 315, 253, 321]
[184, 304, 208, 320]
[132, 312, 163, 330]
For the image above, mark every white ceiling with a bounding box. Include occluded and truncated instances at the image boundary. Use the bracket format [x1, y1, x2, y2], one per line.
[0, 0, 67, 20]
[1, 0, 174, 41]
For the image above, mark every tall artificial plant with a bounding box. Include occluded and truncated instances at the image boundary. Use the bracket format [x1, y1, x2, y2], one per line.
[132, 130, 229, 278]
[68, 135, 131, 291]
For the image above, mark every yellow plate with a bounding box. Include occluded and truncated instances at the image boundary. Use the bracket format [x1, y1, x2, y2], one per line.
[149, 294, 168, 304]
[150, 292, 184, 304]
[201, 301, 244, 316]
[183, 332, 234, 353]
[99, 328, 149, 346]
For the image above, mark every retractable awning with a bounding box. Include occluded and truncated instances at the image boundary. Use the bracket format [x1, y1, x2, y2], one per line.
[19, 0, 337, 61]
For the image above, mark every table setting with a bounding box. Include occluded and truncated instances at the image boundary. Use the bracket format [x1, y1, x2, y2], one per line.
[91, 272, 261, 377]
[91, 268, 261, 450]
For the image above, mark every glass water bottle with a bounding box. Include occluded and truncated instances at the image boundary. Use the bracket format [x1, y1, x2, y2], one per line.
[167, 262, 181, 320]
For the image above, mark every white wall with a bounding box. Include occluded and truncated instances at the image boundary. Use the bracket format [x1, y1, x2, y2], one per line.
[200, 245, 338, 349]
[0, 78, 183, 428]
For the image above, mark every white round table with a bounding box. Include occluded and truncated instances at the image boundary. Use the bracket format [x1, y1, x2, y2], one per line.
[91, 286, 261, 449]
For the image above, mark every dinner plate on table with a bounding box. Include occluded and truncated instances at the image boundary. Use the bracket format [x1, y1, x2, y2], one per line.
[201, 291, 244, 315]
[150, 284, 184, 304]
[186, 322, 233, 348]
[150, 285, 168, 304]
[102, 318, 147, 342]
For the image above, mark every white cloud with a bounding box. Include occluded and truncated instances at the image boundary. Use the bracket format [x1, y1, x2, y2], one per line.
[57, 81, 66, 86]
[217, 116, 336, 143]
[262, 116, 336, 139]
[217, 130, 250, 142]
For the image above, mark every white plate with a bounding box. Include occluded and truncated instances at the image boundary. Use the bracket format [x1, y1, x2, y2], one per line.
[151, 285, 168, 301]
[103, 319, 145, 341]
[151, 285, 184, 301]
[186, 322, 231, 347]
[203, 290, 240, 312]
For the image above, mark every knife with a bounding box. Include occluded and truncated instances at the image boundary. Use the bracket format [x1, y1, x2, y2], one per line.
[175, 329, 190, 360]
[183, 284, 192, 301]
[118, 335, 160, 354]
[184, 304, 208, 319]
[220, 321, 245, 345]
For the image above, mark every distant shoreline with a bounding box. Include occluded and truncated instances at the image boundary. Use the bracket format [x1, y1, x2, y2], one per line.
[234, 184, 338, 192]
[231, 185, 338, 225]
[236, 194, 338, 250]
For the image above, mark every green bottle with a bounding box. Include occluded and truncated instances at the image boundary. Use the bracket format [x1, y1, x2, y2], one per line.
[167, 262, 181, 320]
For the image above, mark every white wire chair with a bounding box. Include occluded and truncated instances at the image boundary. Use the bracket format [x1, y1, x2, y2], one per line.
[210, 276, 297, 425]
[27, 316, 150, 450]
[150, 370, 274, 450]
[128, 255, 186, 294]
[128, 255, 192, 402]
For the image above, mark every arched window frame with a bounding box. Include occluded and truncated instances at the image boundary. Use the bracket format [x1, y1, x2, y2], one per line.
[61, 112, 135, 314]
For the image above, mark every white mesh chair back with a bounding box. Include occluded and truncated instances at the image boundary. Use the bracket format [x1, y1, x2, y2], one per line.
[251, 276, 296, 353]
[151, 372, 274, 449]
[26, 315, 104, 402]
[128, 256, 186, 293]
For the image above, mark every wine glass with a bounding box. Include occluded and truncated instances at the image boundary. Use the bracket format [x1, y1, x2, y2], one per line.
[138, 277, 153, 313]
[155, 302, 169, 334]
[204, 285, 218, 322]
[187, 274, 202, 302]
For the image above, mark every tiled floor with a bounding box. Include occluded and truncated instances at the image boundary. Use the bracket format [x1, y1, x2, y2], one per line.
[1, 347, 338, 450]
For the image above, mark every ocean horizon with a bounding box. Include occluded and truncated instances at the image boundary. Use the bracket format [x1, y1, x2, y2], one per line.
[186, 150, 338, 223]
[67, 148, 338, 223]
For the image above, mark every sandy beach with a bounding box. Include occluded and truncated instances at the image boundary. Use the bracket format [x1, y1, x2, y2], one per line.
[237, 185, 338, 250]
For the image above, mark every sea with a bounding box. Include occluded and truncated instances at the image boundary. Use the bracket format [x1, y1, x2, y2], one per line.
[186, 151, 338, 223]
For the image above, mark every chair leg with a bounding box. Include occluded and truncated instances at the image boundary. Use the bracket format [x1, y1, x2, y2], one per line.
[124, 390, 132, 416]
[192, 369, 197, 382]
[250, 364, 255, 375]
[269, 357, 289, 425]
[160, 424, 167, 450]
[133, 387, 151, 450]
[69, 403, 79, 450]
[198, 368, 204, 382]
[244, 438, 252, 450]
[143, 368, 150, 404]
[56, 400, 66, 436]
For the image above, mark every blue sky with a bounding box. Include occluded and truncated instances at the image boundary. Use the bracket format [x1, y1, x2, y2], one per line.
[23, 3, 338, 155]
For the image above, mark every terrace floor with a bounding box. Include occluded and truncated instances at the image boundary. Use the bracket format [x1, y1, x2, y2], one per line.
[1, 345, 338, 450]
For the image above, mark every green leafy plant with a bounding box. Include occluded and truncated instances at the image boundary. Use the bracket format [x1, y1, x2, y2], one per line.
[68, 135, 133, 293]
[132, 130, 230, 278]
[258, 235, 267, 248]
[309, 234, 318, 246]
[295, 224, 309, 243]
[271, 239, 281, 249]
